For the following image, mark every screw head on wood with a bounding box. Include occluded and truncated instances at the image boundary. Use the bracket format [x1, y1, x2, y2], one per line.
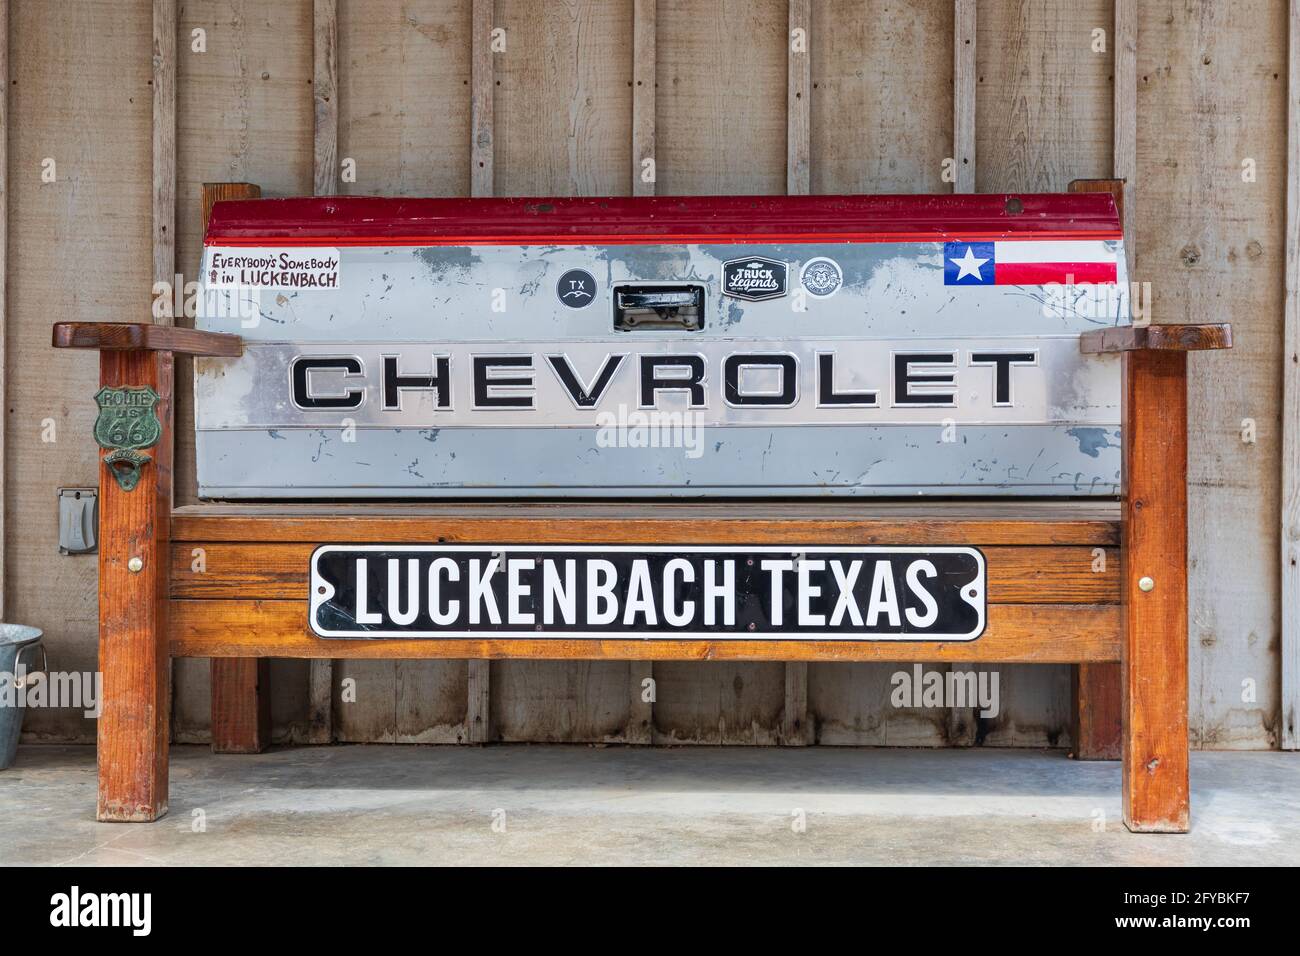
[127, 556, 144, 573]
[1138, 576, 1155, 592]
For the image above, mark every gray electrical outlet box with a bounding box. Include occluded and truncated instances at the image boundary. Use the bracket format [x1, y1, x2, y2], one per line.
[58, 487, 98, 554]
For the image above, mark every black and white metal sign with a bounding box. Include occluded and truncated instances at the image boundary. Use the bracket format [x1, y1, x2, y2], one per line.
[309, 544, 986, 641]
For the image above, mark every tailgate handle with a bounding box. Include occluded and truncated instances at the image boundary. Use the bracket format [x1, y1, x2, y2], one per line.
[613, 284, 704, 331]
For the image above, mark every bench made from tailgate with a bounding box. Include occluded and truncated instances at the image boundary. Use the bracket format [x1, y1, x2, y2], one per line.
[53, 182, 1229, 831]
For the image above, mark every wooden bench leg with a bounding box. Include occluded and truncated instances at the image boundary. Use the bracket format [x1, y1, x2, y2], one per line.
[1122, 349, 1190, 832]
[1072, 662, 1121, 759]
[96, 351, 173, 822]
[211, 659, 272, 753]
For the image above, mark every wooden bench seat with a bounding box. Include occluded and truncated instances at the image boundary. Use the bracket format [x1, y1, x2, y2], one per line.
[52, 314, 1231, 832]
[168, 500, 1120, 663]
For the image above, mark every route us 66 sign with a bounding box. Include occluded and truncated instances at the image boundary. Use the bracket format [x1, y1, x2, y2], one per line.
[93, 386, 162, 491]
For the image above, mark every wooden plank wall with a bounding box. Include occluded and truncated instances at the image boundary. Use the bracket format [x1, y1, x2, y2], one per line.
[4, 0, 1287, 751]
[1141, 1, 1286, 749]
[0, 0, 8, 625]
[1286, 0, 1300, 749]
[170, 0, 315, 741]
[972, 0, 1114, 748]
[7, 0, 153, 741]
[334, 0, 475, 744]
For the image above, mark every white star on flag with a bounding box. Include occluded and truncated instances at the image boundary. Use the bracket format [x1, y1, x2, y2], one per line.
[950, 245, 990, 281]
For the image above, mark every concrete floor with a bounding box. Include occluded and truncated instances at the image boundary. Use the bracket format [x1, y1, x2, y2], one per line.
[0, 744, 1296, 865]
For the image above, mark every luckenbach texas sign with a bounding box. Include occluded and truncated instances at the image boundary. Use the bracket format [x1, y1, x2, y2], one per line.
[310, 545, 986, 641]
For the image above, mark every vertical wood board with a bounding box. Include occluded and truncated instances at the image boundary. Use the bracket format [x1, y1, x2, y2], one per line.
[8, 0, 153, 742]
[1139, 0, 1284, 749]
[656, 0, 786, 194]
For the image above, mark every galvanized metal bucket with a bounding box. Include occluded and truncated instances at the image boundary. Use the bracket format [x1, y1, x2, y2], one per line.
[0, 624, 45, 770]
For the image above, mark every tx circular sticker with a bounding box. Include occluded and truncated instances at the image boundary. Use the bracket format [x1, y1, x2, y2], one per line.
[800, 257, 843, 298]
[557, 269, 597, 309]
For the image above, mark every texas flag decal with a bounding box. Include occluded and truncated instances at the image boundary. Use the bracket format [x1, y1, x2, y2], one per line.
[943, 241, 1118, 286]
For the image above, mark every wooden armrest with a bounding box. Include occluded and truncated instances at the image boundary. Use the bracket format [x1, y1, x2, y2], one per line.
[52, 322, 243, 357]
[1079, 323, 1232, 355]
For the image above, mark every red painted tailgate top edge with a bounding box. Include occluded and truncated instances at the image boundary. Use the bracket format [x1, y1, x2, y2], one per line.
[204, 193, 1122, 247]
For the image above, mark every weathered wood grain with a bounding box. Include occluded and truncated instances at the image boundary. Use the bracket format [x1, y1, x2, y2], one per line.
[1080, 324, 1233, 354]
[97, 349, 173, 822]
[52, 321, 242, 356]
[309, 0, 339, 744]
[465, 2, 641, 733]
[952, 0, 975, 193]
[627, 0, 658, 739]
[782, 661, 812, 744]
[781, 0, 811, 742]
[467, 654, 490, 742]
[337, 0, 470, 197]
[807, 0, 956, 746]
[173, 500, 1121, 745]
[305, 653, 333, 745]
[657, 0, 786, 193]
[653, 661, 784, 745]
[170, 600, 1120, 664]
[210, 657, 271, 753]
[786, 0, 809, 195]
[974, 0, 1116, 750]
[0, 0, 8, 621]
[174, 0, 313, 511]
[9, 0, 151, 746]
[976, 0, 1112, 192]
[1113, 0, 1136, 276]
[1122, 349, 1190, 832]
[3, 0, 1283, 764]
[978, 664, 1074, 749]
[631, 0, 655, 197]
[470, 0, 493, 196]
[494, 0, 630, 196]
[312, 0, 338, 197]
[1072, 661, 1122, 760]
[811, 661, 984, 747]
[1066, 177, 1125, 757]
[1283, 0, 1300, 751]
[465, 0, 504, 736]
[153, 0, 176, 320]
[197, 183, 272, 755]
[169, 541, 1119, 604]
[171, 502, 1120, 546]
[809, 0, 951, 195]
[627, 661, 654, 744]
[1139, 0, 1283, 752]
[334, 1, 472, 747]
[491, 659, 636, 743]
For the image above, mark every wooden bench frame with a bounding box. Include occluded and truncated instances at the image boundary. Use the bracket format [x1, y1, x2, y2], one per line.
[51, 316, 1230, 832]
